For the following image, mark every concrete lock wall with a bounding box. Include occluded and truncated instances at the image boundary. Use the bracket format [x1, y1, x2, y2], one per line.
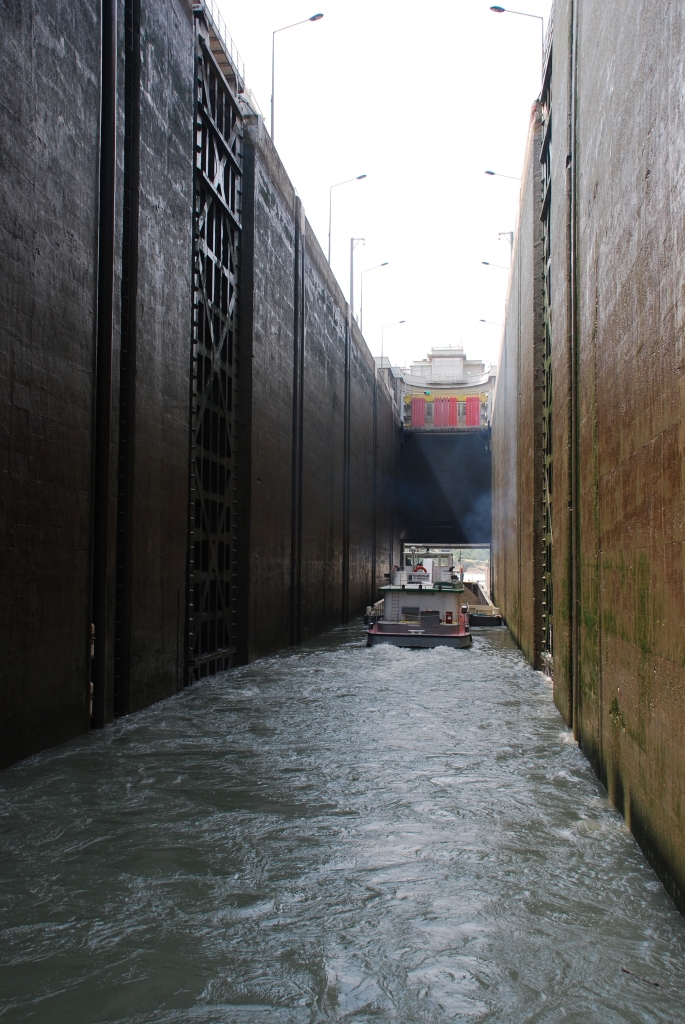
[0, 0, 196, 763]
[239, 119, 399, 660]
[0, 0, 399, 769]
[117, 0, 194, 716]
[493, 0, 685, 913]
[0, 0, 102, 765]
[491, 104, 543, 667]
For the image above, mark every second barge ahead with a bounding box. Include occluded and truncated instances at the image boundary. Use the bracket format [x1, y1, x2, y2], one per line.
[366, 567, 472, 649]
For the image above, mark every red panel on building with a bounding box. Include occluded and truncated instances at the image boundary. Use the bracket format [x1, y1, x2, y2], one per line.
[411, 397, 426, 427]
[434, 397, 447, 426]
[466, 396, 481, 426]
[448, 396, 458, 426]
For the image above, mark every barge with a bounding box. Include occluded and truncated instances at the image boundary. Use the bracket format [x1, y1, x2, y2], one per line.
[366, 553, 472, 649]
[463, 580, 503, 626]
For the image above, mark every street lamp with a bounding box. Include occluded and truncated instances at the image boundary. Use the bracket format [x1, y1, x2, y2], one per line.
[489, 6, 544, 72]
[271, 13, 323, 143]
[381, 320, 406, 360]
[482, 261, 510, 270]
[328, 175, 366, 263]
[349, 238, 365, 322]
[360, 262, 389, 333]
[485, 170, 521, 181]
[480, 319, 503, 326]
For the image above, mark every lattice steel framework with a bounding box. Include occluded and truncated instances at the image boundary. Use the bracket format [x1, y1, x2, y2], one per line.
[188, 15, 242, 681]
[540, 80, 553, 661]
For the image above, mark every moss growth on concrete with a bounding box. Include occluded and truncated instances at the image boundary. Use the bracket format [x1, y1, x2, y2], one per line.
[609, 696, 626, 732]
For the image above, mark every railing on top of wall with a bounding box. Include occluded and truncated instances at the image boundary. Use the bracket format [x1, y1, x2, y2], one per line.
[192, 0, 245, 89]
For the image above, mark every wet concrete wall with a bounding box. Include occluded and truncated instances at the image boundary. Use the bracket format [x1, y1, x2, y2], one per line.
[574, 0, 685, 913]
[0, 0, 196, 765]
[239, 120, 399, 661]
[0, 0, 101, 765]
[121, 0, 193, 713]
[546, 0, 574, 725]
[0, 1, 399, 769]
[493, 0, 685, 912]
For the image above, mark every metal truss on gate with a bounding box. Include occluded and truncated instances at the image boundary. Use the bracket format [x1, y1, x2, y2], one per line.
[188, 11, 242, 681]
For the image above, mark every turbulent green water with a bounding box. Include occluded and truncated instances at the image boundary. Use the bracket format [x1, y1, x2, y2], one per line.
[1, 626, 684, 1023]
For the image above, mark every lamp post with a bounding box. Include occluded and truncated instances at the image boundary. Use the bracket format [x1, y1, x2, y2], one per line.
[482, 261, 511, 270]
[480, 319, 503, 327]
[381, 320, 406, 361]
[328, 175, 366, 264]
[485, 170, 521, 181]
[271, 13, 323, 143]
[359, 262, 388, 333]
[349, 238, 365, 322]
[489, 6, 544, 73]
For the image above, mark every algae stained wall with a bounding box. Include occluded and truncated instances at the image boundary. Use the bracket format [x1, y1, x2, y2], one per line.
[494, 0, 685, 912]
[573, 0, 685, 911]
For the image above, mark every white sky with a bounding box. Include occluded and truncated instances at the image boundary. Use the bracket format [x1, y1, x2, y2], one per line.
[219, 0, 553, 371]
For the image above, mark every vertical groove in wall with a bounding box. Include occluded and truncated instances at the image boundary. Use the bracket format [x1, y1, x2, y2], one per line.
[532, 102, 545, 670]
[371, 377, 378, 598]
[516, 208, 522, 645]
[569, 0, 580, 739]
[91, 0, 118, 730]
[540, 56, 554, 678]
[234, 131, 256, 666]
[113, 0, 141, 717]
[592, 266, 603, 767]
[184, 33, 198, 688]
[342, 321, 351, 623]
[289, 200, 305, 646]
